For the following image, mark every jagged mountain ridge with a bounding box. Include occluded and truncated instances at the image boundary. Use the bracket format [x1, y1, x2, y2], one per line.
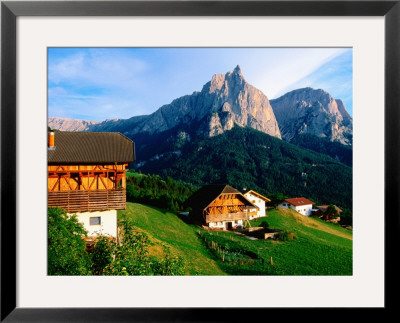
[48, 67, 352, 147]
[48, 66, 353, 149]
[47, 117, 100, 132]
[48, 65, 282, 140]
[270, 88, 353, 145]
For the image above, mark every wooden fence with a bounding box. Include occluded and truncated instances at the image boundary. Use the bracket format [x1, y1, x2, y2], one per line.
[48, 188, 126, 213]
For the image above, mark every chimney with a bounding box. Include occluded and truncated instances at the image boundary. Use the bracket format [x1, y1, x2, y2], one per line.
[48, 131, 55, 150]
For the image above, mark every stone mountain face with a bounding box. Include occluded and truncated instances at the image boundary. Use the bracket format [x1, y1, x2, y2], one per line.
[86, 65, 282, 140]
[335, 99, 352, 128]
[48, 68, 352, 150]
[270, 88, 353, 145]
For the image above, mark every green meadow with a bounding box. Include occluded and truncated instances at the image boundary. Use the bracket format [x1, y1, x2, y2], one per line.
[119, 203, 352, 276]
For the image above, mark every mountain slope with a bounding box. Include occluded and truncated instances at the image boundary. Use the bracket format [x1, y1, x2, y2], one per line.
[136, 125, 352, 210]
[270, 87, 353, 145]
[290, 134, 353, 167]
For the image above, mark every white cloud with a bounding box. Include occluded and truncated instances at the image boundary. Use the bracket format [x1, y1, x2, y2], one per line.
[243, 48, 348, 99]
[48, 85, 145, 120]
[48, 49, 148, 90]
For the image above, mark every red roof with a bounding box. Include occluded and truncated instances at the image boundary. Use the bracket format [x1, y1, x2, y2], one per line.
[285, 197, 314, 206]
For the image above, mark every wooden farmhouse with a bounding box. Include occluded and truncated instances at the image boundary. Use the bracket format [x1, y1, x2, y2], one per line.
[47, 131, 135, 238]
[239, 189, 270, 220]
[278, 197, 314, 216]
[185, 184, 258, 230]
[313, 205, 342, 223]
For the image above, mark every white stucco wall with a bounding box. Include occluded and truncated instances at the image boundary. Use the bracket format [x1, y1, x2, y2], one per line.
[294, 204, 313, 216]
[278, 203, 313, 216]
[209, 221, 225, 229]
[209, 220, 243, 230]
[245, 192, 266, 218]
[68, 209, 118, 237]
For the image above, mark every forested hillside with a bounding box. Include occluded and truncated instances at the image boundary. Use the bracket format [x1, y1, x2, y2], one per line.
[137, 126, 352, 210]
[290, 134, 352, 167]
[126, 172, 197, 211]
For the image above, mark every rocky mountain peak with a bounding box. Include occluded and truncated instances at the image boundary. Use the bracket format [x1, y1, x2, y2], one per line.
[270, 87, 353, 145]
[231, 64, 244, 78]
[207, 65, 245, 94]
[83, 66, 281, 140]
[196, 66, 281, 138]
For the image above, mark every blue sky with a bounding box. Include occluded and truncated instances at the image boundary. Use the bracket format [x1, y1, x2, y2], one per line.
[48, 47, 353, 121]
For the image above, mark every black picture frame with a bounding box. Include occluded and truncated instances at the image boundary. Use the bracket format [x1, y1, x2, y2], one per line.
[1, 0, 398, 321]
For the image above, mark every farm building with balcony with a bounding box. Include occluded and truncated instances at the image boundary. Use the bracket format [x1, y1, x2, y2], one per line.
[184, 184, 258, 230]
[47, 131, 135, 238]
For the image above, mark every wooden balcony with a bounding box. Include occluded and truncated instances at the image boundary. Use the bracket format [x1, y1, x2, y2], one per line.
[48, 188, 126, 213]
[205, 212, 249, 224]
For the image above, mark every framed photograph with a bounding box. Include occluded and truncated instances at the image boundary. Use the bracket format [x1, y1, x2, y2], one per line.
[1, 0, 398, 321]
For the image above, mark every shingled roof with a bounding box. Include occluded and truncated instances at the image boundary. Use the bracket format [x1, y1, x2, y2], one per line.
[184, 184, 257, 210]
[48, 132, 135, 164]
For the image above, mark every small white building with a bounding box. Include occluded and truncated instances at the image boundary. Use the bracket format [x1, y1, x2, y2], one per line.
[240, 189, 270, 220]
[278, 197, 314, 216]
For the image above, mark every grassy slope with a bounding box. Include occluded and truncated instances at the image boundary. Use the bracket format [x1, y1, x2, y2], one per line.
[250, 208, 352, 275]
[120, 202, 226, 275]
[120, 202, 352, 276]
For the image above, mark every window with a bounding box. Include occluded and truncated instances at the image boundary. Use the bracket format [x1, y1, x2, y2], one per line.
[90, 216, 101, 225]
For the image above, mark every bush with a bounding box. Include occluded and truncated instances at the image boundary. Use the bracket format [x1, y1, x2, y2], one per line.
[276, 230, 295, 241]
[326, 204, 339, 220]
[90, 235, 115, 275]
[48, 208, 185, 276]
[48, 207, 90, 275]
[339, 208, 353, 226]
[153, 245, 185, 275]
[97, 218, 185, 276]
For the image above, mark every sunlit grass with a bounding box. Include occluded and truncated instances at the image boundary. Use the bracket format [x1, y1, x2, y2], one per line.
[119, 203, 352, 275]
